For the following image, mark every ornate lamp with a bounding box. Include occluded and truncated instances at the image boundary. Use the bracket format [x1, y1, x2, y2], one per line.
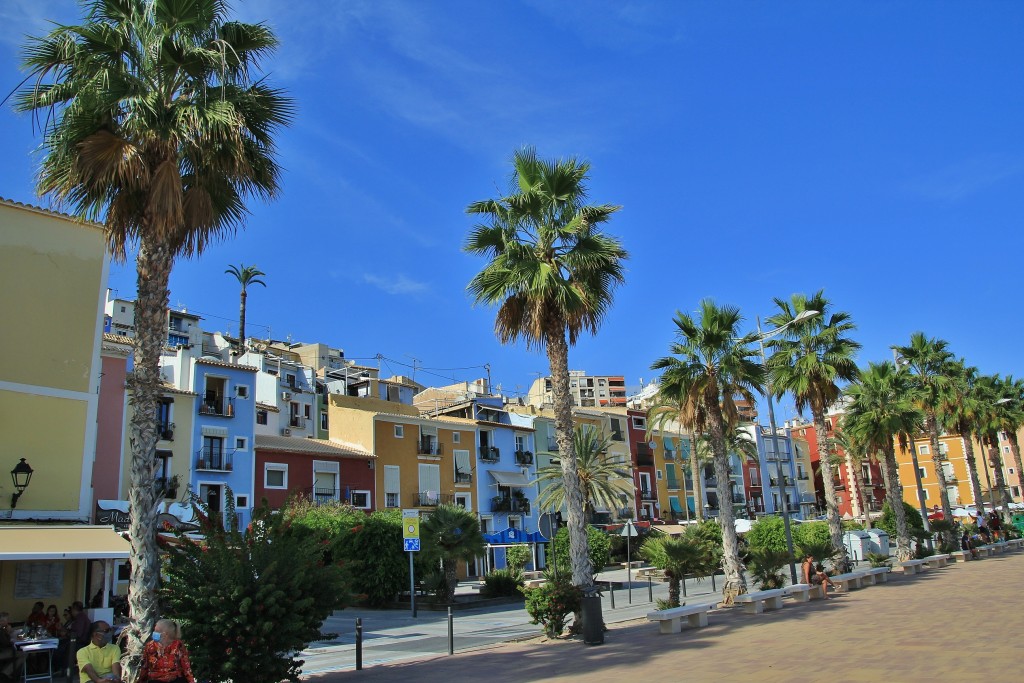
[11, 458, 33, 508]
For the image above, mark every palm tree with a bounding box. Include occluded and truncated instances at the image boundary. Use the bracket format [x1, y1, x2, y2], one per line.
[465, 148, 627, 590]
[420, 504, 485, 604]
[766, 291, 861, 574]
[651, 300, 764, 604]
[996, 376, 1024, 507]
[892, 333, 957, 547]
[828, 429, 873, 529]
[15, 1, 291, 669]
[647, 393, 705, 520]
[975, 375, 1016, 525]
[225, 264, 266, 350]
[639, 533, 706, 607]
[535, 425, 633, 522]
[843, 362, 923, 561]
[940, 360, 988, 518]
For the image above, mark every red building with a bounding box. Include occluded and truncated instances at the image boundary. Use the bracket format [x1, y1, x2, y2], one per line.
[788, 414, 885, 519]
[255, 435, 376, 510]
[626, 408, 659, 521]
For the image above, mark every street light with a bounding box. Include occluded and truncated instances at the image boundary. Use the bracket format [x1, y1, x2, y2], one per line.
[10, 458, 33, 508]
[757, 308, 819, 586]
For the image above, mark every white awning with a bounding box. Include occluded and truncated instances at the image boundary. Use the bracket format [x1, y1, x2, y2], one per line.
[0, 526, 131, 561]
[489, 470, 531, 487]
[201, 426, 228, 437]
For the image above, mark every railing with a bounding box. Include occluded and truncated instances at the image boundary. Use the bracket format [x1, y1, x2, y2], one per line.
[666, 478, 680, 491]
[491, 496, 530, 514]
[705, 477, 718, 488]
[419, 441, 444, 455]
[289, 415, 307, 429]
[797, 473, 810, 480]
[664, 450, 675, 460]
[309, 487, 340, 505]
[455, 471, 472, 484]
[636, 443, 653, 457]
[195, 448, 234, 471]
[158, 425, 175, 441]
[637, 454, 655, 468]
[749, 479, 762, 488]
[733, 494, 746, 504]
[199, 396, 234, 417]
[479, 446, 500, 462]
[415, 492, 454, 507]
[514, 450, 534, 465]
[640, 488, 657, 501]
[155, 477, 178, 499]
[770, 477, 794, 487]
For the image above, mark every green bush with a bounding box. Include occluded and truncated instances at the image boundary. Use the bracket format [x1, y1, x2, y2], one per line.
[747, 516, 788, 554]
[164, 496, 350, 683]
[842, 520, 865, 531]
[505, 544, 532, 573]
[746, 547, 791, 589]
[521, 577, 582, 638]
[551, 526, 611, 577]
[877, 500, 924, 538]
[481, 569, 524, 598]
[867, 552, 891, 568]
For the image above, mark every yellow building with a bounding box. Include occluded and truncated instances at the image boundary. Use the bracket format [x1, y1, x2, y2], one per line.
[894, 434, 977, 510]
[972, 429, 1024, 506]
[0, 198, 129, 618]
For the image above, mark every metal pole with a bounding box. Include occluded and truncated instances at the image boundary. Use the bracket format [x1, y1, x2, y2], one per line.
[626, 529, 632, 605]
[447, 607, 454, 655]
[609, 582, 615, 609]
[355, 617, 363, 671]
[648, 576, 653, 602]
[409, 551, 417, 618]
[758, 318, 799, 585]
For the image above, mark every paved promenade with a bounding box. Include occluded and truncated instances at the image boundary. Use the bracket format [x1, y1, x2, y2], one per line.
[306, 551, 1024, 682]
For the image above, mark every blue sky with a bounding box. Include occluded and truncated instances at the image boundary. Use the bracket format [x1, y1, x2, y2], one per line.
[1, 1, 1022, 418]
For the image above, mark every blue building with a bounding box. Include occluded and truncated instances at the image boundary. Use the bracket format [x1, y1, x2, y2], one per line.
[748, 424, 804, 521]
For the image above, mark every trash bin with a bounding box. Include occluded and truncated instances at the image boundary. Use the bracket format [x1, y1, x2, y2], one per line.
[866, 529, 890, 556]
[581, 591, 604, 645]
[842, 530, 871, 563]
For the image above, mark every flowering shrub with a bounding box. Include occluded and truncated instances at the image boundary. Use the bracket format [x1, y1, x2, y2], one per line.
[521, 578, 582, 638]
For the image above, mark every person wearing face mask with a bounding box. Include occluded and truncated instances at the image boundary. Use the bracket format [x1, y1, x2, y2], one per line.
[138, 619, 194, 683]
[76, 621, 121, 683]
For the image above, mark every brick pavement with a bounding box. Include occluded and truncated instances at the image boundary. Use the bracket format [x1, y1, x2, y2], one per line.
[306, 551, 1024, 682]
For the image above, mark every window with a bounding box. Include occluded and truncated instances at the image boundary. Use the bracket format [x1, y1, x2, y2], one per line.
[918, 445, 929, 455]
[656, 470, 663, 480]
[515, 435, 525, 452]
[349, 490, 371, 509]
[264, 464, 287, 489]
[395, 425, 404, 438]
[235, 437, 248, 450]
[454, 450, 472, 483]
[320, 411, 328, 430]
[236, 495, 249, 508]
[452, 432, 461, 444]
[304, 404, 312, 419]
[286, 373, 297, 388]
[256, 410, 268, 425]
[1013, 486, 1021, 497]
[631, 416, 647, 431]
[455, 493, 471, 511]
[384, 465, 401, 508]
[919, 467, 927, 479]
[610, 418, 624, 441]
[236, 385, 249, 398]
[1010, 468, 1016, 475]
[508, 516, 520, 529]
[922, 489, 929, 500]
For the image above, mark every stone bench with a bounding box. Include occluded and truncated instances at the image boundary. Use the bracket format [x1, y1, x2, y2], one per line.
[976, 545, 993, 557]
[898, 559, 927, 575]
[646, 604, 713, 634]
[923, 553, 950, 568]
[523, 578, 546, 588]
[734, 588, 788, 614]
[783, 583, 823, 602]
[950, 550, 972, 562]
[862, 566, 890, 584]
[831, 571, 870, 591]
[637, 567, 662, 578]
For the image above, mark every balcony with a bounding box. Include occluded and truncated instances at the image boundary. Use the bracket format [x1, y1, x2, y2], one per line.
[640, 488, 657, 501]
[455, 471, 473, 484]
[515, 450, 534, 465]
[770, 477, 794, 487]
[155, 477, 178, 499]
[309, 487, 340, 505]
[419, 441, 444, 455]
[195, 448, 234, 472]
[479, 446, 500, 462]
[416, 492, 454, 507]
[705, 477, 718, 488]
[666, 478, 681, 491]
[289, 415, 307, 429]
[491, 496, 530, 514]
[664, 449, 675, 460]
[733, 494, 746, 504]
[797, 473, 810, 481]
[158, 424, 175, 441]
[198, 396, 234, 417]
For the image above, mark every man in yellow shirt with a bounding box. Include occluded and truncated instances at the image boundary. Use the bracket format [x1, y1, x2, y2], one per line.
[76, 621, 121, 683]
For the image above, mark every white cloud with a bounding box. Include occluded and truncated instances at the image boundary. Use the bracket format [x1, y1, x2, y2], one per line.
[363, 273, 428, 295]
[905, 156, 1024, 202]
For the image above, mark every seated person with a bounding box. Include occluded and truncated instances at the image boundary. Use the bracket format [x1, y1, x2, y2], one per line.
[0, 612, 27, 681]
[76, 621, 121, 683]
[69, 602, 92, 650]
[44, 605, 64, 637]
[25, 602, 47, 631]
[801, 554, 837, 597]
[139, 619, 195, 683]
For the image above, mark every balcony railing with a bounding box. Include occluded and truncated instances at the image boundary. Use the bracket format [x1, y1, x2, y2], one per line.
[515, 450, 534, 465]
[636, 444, 653, 458]
[199, 396, 234, 417]
[308, 487, 340, 505]
[479, 446, 500, 462]
[155, 477, 178, 499]
[289, 415, 307, 429]
[415, 492, 454, 507]
[733, 494, 746, 504]
[797, 473, 810, 480]
[158, 424, 175, 441]
[770, 477, 794, 487]
[666, 478, 680, 491]
[491, 496, 530, 514]
[640, 488, 657, 501]
[705, 477, 718, 488]
[195, 448, 234, 471]
[419, 441, 444, 455]
[455, 471, 472, 484]
[637, 454, 655, 468]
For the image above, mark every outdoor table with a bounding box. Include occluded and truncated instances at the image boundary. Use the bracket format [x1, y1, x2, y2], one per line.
[15, 637, 59, 682]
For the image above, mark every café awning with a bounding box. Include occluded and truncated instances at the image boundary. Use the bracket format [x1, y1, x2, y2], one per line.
[0, 526, 131, 561]
[490, 470, 531, 487]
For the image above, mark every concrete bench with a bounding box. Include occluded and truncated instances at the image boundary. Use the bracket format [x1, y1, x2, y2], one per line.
[734, 588, 788, 614]
[898, 559, 927, 575]
[783, 583, 823, 602]
[831, 571, 870, 591]
[523, 578, 546, 588]
[862, 566, 890, 584]
[950, 550, 972, 562]
[637, 567, 662, 578]
[976, 545, 993, 557]
[646, 604, 713, 634]
[923, 554, 950, 568]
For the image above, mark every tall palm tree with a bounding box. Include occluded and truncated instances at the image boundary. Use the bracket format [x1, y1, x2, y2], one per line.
[535, 425, 633, 521]
[893, 333, 957, 547]
[225, 263, 266, 350]
[940, 360, 988, 518]
[996, 375, 1024, 506]
[766, 290, 861, 574]
[829, 429, 872, 529]
[976, 375, 1016, 525]
[639, 533, 706, 607]
[465, 148, 627, 590]
[651, 300, 764, 604]
[420, 504, 485, 604]
[647, 392, 705, 520]
[843, 362, 923, 561]
[15, 1, 291, 670]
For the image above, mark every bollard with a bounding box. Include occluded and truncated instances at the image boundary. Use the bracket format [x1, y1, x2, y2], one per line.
[648, 576, 653, 603]
[609, 582, 615, 609]
[448, 607, 454, 655]
[682, 576, 687, 597]
[355, 617, 363, 671]
[711, 573, 716, 592]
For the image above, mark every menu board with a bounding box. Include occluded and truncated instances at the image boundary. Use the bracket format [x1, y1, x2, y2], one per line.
[14, 562, 65, 599]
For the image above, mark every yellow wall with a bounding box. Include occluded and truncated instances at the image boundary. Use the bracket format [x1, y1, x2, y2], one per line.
[0, 392, 88, 511]
[895, 435, 975, 509]
[0, 203, 107, 393]
[0, 560, 87, 620]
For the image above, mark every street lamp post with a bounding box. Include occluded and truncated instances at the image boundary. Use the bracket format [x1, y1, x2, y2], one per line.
[756, 309, 818, 586]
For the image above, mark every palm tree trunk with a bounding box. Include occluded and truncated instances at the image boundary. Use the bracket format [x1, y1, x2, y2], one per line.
[689, 432, 703, 521]
[961, 432, 986, 517]
[1007, 431, 1024, 506]
[813, 412, 850, 573]
[124, 239, 173, 677]
[879, 444, 913, 561]
[545, 327, 591, 589]
[238, 287, 247, 350]
[668, 575, 681, 607]
[706, 400, 746, 605]
[925, 413, 956, 548]
[988, 444, 1014, 526]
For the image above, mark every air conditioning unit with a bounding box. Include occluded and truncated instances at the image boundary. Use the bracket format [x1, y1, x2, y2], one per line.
[281, 391, 292, 401]
[281, 428, 291, 436]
